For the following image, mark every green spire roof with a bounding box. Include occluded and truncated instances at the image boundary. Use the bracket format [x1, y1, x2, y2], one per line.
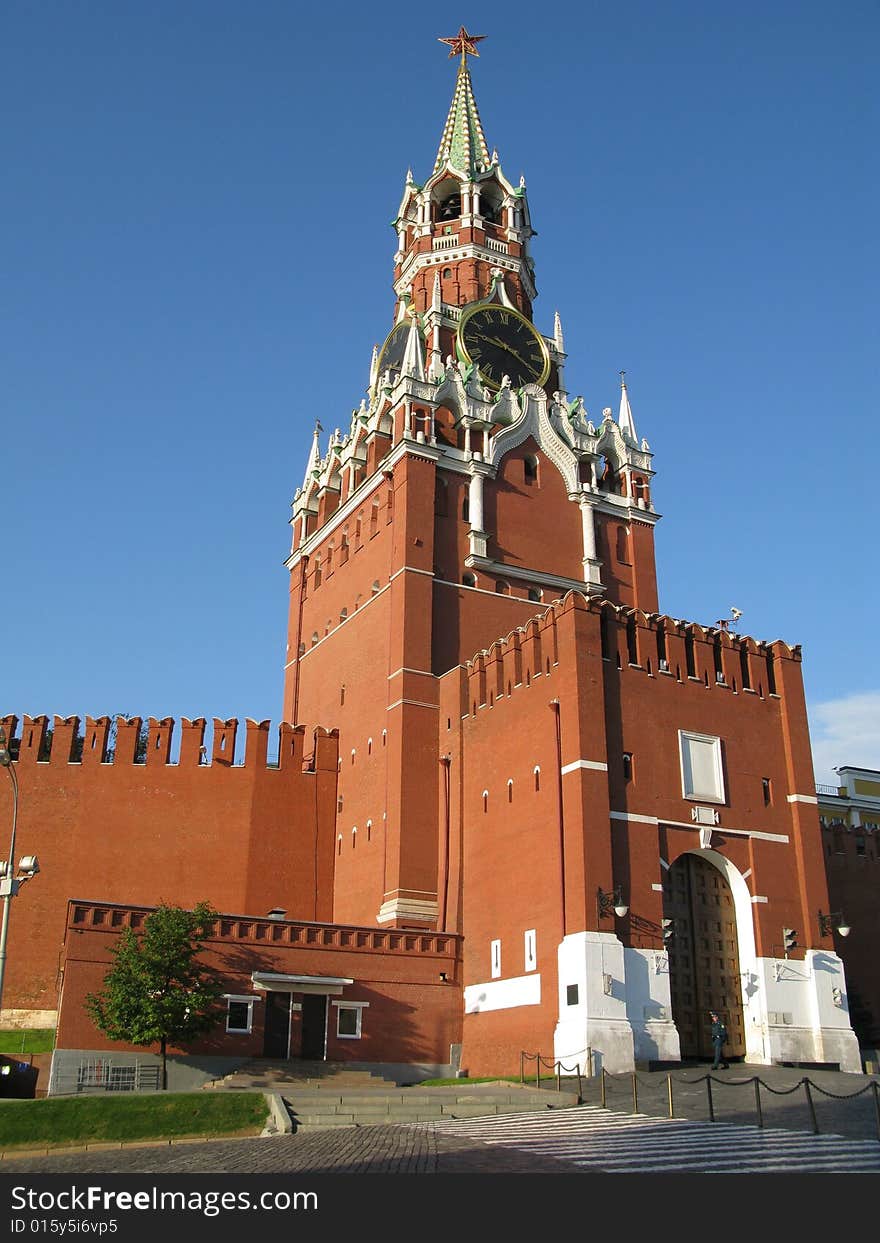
[433, 59, 491, 178]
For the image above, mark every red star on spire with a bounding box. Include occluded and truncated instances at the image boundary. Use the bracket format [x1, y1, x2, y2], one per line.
[438, 27, 486, 62]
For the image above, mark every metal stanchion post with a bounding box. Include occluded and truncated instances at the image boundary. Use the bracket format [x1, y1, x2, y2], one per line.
[600, 1067, 606, 1109]
[631, 1071, 638, 1114]
[667, 1075, 674, 1119]
[872, 1080, 880, 1143]
[556, 1061, 561, 1092]
[803, 1079, 819, 1134]
[754, 1078, 763, 1129]
[706, 1075, 715, 1122]
[520, 1051, 524, 1084]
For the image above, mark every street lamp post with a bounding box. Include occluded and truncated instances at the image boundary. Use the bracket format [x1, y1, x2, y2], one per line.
[0, 726, 40, 1019]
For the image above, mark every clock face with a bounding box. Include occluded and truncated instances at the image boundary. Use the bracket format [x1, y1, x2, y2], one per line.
[457, 304, 550, 391]
[376, 321, 412, 379]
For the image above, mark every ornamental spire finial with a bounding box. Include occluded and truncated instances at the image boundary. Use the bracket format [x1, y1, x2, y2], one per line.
[438, 26, 486, 65]
[433, 29, 491, 177]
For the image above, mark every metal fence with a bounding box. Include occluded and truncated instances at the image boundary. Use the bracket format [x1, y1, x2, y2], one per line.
[49, 1056, 162, 1096]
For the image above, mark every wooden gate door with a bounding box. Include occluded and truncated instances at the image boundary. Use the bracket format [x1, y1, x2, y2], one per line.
[663, 853, 746, 1061]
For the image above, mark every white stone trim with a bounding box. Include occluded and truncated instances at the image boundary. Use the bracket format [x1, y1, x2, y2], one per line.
[387, 667, 435, 679]
[389, 564, 435, 583]
[434, 577, 553, 605]
[751, 895, 769, 903]
[609, 811, 789, 844]
[561, 759, 608, 774]
[287, 472, 388, 567]
[787, 794, 819, 805]
[463, 555, 601, 597]
[297, 580, 391, 660]
[679, 729, 725, 803]
[385, 698, 439, 711]
[376, 896, 439, 924]
[464, 973, 541, 1014]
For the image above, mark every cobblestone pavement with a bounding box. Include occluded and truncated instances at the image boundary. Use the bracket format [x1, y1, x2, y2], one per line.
[3, 1068, 877, 1175]
[1, 1126, 579, 1175]
[583, 1066, 880, 1141]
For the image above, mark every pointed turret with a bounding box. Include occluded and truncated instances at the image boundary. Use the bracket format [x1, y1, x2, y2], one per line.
[554, 310, 565, 354]
[306, 421, 322, 474]
[433, 56, 491, 177]
[400, 314, 425, 381]
[618, 371, 637, 441]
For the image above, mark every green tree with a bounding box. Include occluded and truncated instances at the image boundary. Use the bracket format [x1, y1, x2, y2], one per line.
[85, 903, 223, 1090]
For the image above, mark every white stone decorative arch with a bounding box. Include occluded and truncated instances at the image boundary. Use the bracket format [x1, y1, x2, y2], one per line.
[489, 387, 581, 493]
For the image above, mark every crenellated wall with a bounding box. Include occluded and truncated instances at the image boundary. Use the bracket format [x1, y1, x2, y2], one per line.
[0, 715, 339, 1023]
[437, 591, 834, 1077]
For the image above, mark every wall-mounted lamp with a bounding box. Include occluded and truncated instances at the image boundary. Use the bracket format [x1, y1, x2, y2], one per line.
[597, 886, 628, 920]
[818, 910, 851, 938]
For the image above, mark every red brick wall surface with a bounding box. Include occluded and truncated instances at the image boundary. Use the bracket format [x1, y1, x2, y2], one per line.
[0, 717, 339, 1014]
[56, 904, 462, 1066]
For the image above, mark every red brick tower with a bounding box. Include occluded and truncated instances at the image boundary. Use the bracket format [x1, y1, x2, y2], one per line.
[283, 35, 660, 931]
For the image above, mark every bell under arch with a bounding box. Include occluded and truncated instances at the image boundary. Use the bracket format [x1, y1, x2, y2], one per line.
[662, 849, 750, 1062]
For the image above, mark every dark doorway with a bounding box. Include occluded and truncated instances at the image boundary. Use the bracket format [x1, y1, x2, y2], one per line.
[263, 992, 291, 1058]
[663, 853, 746, 1061]
[301, 994, 327, 1061]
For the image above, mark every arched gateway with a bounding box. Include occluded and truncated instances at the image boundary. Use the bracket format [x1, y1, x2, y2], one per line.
[663, 852, 746, 1061]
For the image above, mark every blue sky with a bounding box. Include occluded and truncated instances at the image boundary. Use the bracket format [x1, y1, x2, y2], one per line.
[3, 3, 877, 781]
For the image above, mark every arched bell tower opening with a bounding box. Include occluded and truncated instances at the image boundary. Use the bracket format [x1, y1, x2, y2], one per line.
[662, 851, 746, 1062]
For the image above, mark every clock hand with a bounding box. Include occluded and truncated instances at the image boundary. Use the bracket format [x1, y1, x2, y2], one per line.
[484, 336, 529, 368]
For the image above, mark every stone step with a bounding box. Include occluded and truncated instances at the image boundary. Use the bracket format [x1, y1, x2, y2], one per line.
[282, 1087, 580, 1130]
[281, 1091, 578, 1107]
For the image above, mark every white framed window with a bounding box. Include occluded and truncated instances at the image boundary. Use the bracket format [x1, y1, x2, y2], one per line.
[491, 938, 502, 979]
[524, 929, 537, 972]
[679, 730, 725, 803]
[224, 995, 256, 1034]
[332, 1000, 369, 1039]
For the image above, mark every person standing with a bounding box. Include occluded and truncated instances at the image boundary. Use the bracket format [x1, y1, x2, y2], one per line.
[709, 1010, 729, 1069]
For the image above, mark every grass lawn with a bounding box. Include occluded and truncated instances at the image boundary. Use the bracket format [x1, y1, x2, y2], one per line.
[0, 1030, 55, 1055]
[0, 1092, 269, 1151]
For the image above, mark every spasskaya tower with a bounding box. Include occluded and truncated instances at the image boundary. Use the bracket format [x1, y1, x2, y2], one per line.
[283, 31, 660, 929]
